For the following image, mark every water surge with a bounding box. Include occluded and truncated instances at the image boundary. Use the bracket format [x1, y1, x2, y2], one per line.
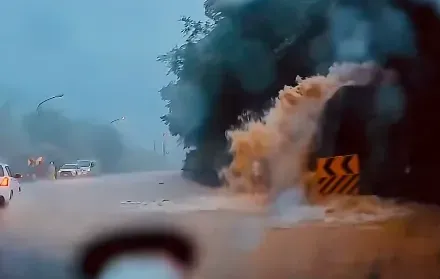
[220, 62, 395, 203]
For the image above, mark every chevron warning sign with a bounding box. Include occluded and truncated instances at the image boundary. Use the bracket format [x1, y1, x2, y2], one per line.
[313, 154, 360, 197]
[316, 154, 360, 178]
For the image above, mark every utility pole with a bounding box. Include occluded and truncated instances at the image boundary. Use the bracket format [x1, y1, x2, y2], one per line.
[162, 138, 166, 157]
[162, 132, 168, 157]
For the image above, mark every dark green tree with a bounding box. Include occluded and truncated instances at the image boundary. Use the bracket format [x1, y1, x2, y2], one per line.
[158, 0, 330, 185]
[21, 110, 124, 173]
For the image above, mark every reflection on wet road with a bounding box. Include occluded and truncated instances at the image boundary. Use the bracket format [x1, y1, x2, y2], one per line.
[1, 171, 440, 278]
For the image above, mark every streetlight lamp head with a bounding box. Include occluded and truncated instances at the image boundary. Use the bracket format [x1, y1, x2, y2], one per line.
[56, 94, 64, 98]
[121, 116, 125, 120]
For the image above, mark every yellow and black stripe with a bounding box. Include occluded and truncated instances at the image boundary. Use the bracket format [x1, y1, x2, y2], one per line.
[316, 174, 360, 195]
[313, 154, 360, 196]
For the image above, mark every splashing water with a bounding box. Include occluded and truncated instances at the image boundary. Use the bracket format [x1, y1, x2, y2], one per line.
[220, 62, 395, 204]
[123, 61, 411, 226]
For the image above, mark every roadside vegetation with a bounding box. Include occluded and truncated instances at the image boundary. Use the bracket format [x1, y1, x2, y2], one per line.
[0, 101, 171, 174]
[159, 0, 440, 208]
[158, 0, 330, 185]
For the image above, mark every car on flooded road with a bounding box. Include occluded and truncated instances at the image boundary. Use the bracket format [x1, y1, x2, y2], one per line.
[76, 159, 100, 176]
[0, 162, 21, 208]
[58, 163, 81, 179]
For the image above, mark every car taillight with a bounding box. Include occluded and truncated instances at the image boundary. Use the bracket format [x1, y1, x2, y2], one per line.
[0, 177, 9, 186]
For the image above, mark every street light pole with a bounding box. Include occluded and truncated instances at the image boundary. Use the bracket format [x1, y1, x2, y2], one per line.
[162, 132, 170, 156]
[36, 94, 64, 113]
[110, 116, 125, 124]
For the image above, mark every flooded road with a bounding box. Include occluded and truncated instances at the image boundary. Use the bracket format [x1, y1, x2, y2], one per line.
[1, 171, 440, 278]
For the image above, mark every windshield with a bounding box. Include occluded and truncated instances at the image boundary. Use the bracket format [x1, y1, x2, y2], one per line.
[77, 161, 91, 168]
[60, 164, 78, 169]
[2, 1, 440, 279]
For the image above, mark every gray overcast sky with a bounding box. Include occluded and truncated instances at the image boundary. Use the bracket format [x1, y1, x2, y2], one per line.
[0, 0, 206, 164]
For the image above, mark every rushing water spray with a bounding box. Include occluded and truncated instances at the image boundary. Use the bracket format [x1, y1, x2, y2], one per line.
[220, 62, 395, 204]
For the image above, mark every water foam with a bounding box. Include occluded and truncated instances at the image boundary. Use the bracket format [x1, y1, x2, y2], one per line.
[120, 195, 264, 213]
[221, 62, 394, 200]
[216, 61, 414, 224]
[119, 194, 411, 226]
[269, 195, 412, 228]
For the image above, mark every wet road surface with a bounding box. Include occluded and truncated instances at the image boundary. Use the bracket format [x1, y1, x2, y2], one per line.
[1, 171, 440, 278]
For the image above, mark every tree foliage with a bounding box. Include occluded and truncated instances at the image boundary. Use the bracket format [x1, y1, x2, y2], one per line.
[0, 102, 170, 174]
[158, 0, 440, 207]
[21, 110, 124, 172]
[158, 0, 330, 179]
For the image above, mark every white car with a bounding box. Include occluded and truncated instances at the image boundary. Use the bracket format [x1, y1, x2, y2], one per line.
[76, 159, 99, 176]
[0, 163, 22, 208]
[58, 163, 81, 178]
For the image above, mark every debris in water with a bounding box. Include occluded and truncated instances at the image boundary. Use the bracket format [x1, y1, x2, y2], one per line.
[121, 199, 171, 206]
[221, 62, 395, 207]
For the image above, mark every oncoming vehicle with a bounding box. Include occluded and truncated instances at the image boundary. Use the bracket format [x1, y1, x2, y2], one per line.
[58, 163, 81, 178]
[77, 159, 99, 176]
[0, 163, 22, 208]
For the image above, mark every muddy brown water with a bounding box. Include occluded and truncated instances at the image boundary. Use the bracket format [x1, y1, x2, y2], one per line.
[2, 173, 440, 278]
[182, 206, 440, 279]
